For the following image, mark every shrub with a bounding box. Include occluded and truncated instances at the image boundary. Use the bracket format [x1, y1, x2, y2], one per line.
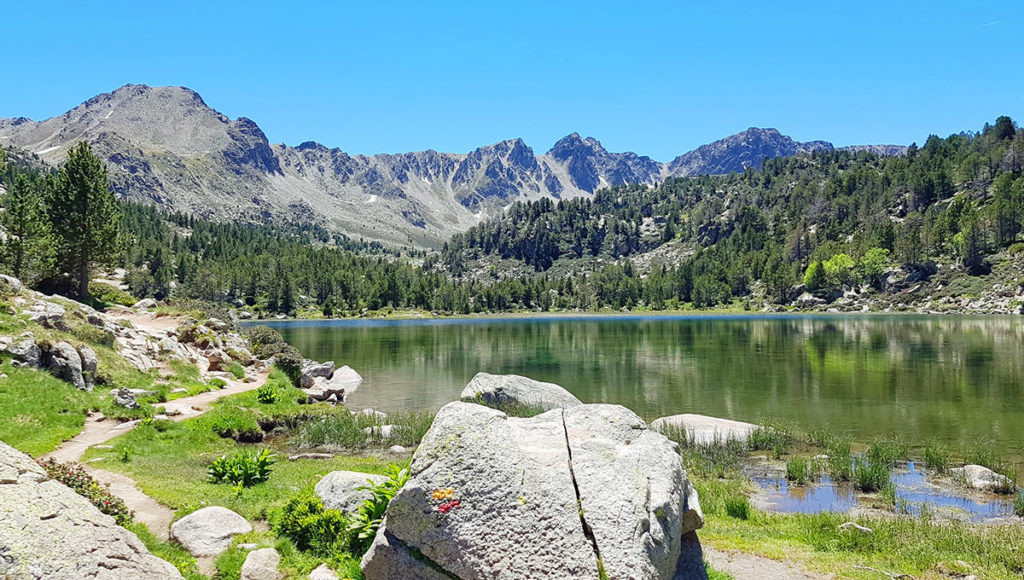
[924, 445, 949, 473]
[274, 346, 304, 387]
[38, 458, 134, 525]
[256, 384, 279, 404]
[273, 490, 353, 555]
[226, 361, 246, 380]
[724, 496, 750, 520]
[245, 326, 288, 359]
[853, 458, 890, 492]
[350, 465, 409, 550]
[207, 448, 275, 488]
[786, 458, 810, 485]
[88, 281, 137, 307]
[208, 378, 228, 389]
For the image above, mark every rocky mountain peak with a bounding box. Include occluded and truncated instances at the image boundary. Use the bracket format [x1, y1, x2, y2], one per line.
[548, 132, 608, 162]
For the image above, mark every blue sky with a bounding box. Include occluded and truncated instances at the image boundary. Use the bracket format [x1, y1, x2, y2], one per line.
[3, 1, 1022, 161]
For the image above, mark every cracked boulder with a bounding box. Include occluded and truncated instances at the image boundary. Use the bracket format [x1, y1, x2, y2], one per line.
[0, 440, 182, 579]
[361, 401, 704, 580]
[42, 341, 86, 390]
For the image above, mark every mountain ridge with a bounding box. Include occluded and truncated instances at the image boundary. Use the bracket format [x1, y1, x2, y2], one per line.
[0, 84, 905, 247]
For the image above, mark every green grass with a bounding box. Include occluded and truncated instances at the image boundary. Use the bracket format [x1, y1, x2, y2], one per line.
[853, 458, 891, 492]
[83, 379, 400, 520]
[923, 444, 950, 473]
[785, 458, 810, 485]
[866, 438, 910, 467]
[695, 478, 1024, 579]
[824, 440, 852, 481]
[128, 522, 204, 580]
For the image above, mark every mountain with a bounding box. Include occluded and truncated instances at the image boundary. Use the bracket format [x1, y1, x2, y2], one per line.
[0, 85, 905, 248]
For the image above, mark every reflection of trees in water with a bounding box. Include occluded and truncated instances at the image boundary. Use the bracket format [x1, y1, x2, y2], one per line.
[276, 317, 1024, 460]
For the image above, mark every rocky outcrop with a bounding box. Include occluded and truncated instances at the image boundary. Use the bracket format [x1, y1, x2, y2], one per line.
[241, 548, 281, 580]
[302, 363, 362, 404]
[315, 470, 387, 513]
[42, 341, 86, 390]
[361, 401, 703, 579]
[0, 440, 182, 579]
[460, 372, 583, 411]
[170, 506, 252, 557]
[0, 84, 902, 247]
[4, 334, 41, 368]
[650, 414, 761, 446]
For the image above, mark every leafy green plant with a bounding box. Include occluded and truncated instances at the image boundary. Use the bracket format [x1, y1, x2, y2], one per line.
[256, 384, 279, 404]
[38, 458, 134, 525]
[724, 495, 750, 520]
[226, 361, 246, 380]
[273, 490, 353, 555]
[350, 465, 410, 549]
[207, 448, 275, 488]
[786, 457, 810, 485]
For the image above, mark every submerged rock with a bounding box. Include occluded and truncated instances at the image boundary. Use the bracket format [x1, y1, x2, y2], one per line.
[361, 401, 703, 579]
[649, 414, 761, 446]
[0, 440, 181, 579]
[460, 372, 583, 411]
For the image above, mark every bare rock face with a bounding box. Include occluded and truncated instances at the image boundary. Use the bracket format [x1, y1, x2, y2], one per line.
[170, 506, 252, 557]
[42, 341, 86, 390]
[315, 470, 388, 513]
[0, 440, 182, 579]
[361, 401, 704, 580]
[460, 372, 583, 411]
[4, 335, 41, 368]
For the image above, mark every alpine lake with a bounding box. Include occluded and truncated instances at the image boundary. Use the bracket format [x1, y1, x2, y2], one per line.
[264, 313, 1024, 520]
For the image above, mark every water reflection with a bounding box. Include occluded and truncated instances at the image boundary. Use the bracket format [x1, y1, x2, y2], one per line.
[265, 315, 1024, 465]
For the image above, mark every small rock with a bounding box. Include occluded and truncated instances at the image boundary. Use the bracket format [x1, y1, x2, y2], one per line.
[299, 360, 336, 388]
[951, 464, 1016, 492]
[353, 408, 387, 421]
[237, 543, 259, 551]
[240, 548, 281, 580]
[388, 445, 408, 454]
[6, 336, 42, 368]
[363, 424, 397, 439]
[113, 387, 139, 409]
[170, 506, 252, 557]
[0, 274, 24, 294]
[94, 445, 114, 450]
[308, 564, 338, 580]
[838, 521, 873, 534]
[288, 453, 334, 461]
[133, 298, 158, 310]
[649, 414, 761, 446]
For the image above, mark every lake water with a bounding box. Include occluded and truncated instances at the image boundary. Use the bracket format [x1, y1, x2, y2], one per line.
[264, 314, 1024, 467]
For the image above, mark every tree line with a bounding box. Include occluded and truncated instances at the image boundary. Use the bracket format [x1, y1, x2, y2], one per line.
[1, 116, 1022, 314]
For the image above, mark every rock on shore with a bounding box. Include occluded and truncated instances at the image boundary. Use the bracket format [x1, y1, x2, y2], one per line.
[460, 372, 583, 410]
[361, 401, 704, 579]
[0, 441, 182, 579]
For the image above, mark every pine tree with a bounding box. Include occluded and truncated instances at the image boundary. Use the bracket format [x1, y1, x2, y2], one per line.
[48, 142, 121, 299]
[0, 174, 53, 284]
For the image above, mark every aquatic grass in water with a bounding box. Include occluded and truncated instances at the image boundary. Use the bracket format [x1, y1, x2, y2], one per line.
[866, 438, 910, 467]
[297, 409, 436, 449]
[655, 424, 747, 478]
[806, 427, 835, 448]
[853, 458, 891, 492]
[923, 444, 950, 473]
[826, 440, 853, 481]
[747, 424, 793, 457]
[786, 458, 810, 485]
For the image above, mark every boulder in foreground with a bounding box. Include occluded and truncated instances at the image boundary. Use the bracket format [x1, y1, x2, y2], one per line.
[315, 470, 388, 513]
[460, 372, 583, 411]
[170, 505, 252, 556]
[0, 440, 182, 579]
[361, 401, 704, 579]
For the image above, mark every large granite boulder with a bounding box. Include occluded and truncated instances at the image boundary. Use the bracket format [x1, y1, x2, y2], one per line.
[304, 365, 363, 403]
[42, 341, 86, 390]
[650, 414, 760, 446]
[460, 372, 583, 411]
[0, 274, 23, 295]
[170, 506, 252, 556]
[0, 440, 182, 579]
[361, 401, 704, 579]
[77, 345, 98, 390]
[315, 470, 388, 513]
[300, 360, 336, 388]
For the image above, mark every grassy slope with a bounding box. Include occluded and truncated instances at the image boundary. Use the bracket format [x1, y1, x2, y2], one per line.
[83, 373, 397, 520]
